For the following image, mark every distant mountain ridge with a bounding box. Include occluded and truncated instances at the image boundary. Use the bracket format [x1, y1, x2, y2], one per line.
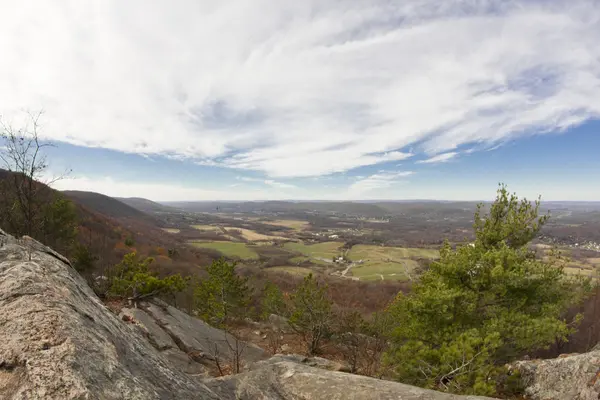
[115, 197, 177, 214]
[164, 200, 390, 217]
[63, 190, 152, 220]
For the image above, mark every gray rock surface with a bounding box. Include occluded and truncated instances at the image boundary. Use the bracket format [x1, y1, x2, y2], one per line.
[513, 351, 600, 400]
[120, 300, 267, 376]
[120, 307, 177, 350]
[142, 300, 267, 364]
[206, 357, 496, 400]
[266, 354, 352, 372]
[0, 229, 218, 400]
[0, 229, 498, 400]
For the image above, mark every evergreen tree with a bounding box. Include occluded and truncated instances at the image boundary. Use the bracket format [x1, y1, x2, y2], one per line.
[261, 281, 287, 320]
[194, 258, 252, 328]
[110, 252, 187, 300]
[288, 273, 332, 355]
[384, 184, 592, 396]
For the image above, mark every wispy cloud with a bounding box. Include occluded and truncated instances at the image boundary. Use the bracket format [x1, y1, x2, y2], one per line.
[236, 175, 296, 189]
[264, 179, 296, 189]
[417, 152, 458, 164]
[348, 171, 413, 194]
[1, 1, 599, 178]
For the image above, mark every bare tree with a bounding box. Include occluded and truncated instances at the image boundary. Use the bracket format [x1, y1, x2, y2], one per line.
[224, 328, 248, 374]
[205, 328, 249, 376]
[0, 111, 76, 252]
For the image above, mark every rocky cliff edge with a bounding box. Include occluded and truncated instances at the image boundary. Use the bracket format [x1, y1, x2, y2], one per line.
[0, 228, 500, 399]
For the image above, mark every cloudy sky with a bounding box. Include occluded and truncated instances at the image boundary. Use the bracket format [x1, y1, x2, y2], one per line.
[1, 0, 599, 201]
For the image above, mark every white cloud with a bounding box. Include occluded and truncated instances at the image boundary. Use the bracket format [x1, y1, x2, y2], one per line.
[1, 1, 600, 178]
[236, 175, 296, 188]
[264, 179, 296, 189]
[348, 171, 413, 195]
[51, 175, 291, 202]
[417, 152, 458, 164]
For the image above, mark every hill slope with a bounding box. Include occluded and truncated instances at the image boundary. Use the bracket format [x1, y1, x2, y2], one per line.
[63, 190, 152, 220]
[0, 229, 498, 400]
[115, 197, 177, 214]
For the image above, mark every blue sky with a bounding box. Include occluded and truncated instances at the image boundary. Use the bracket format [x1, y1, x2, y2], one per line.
[1, 1, 599, 201]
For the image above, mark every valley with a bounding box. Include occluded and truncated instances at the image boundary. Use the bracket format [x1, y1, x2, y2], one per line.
[124, 198, 600, 282]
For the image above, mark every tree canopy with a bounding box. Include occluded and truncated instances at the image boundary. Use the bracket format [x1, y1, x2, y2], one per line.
[109, 252, 187, 301]
[384, 184, 592, 396]
[194, 258, 252, 328]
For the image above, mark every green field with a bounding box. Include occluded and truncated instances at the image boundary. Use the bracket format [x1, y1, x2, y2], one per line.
[351, 259, 421, 281]
[188, 241, 259, 260]
[283, 241, 343, 262]
[348, 245, 439, 260]
[347, 245, 438, 281]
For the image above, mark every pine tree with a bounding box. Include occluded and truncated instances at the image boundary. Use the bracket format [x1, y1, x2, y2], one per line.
[194, 258, 252, 328]
[288, 273, 332, 355]
[384, 184, 592, 396]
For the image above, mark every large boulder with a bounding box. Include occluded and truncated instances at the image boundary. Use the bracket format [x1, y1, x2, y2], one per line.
[0, 230, 218, 399]
[0, 229, 497, 400]
[513, 350, 600, 400]
[206, 356, 495, 400]
[119, 300, 267, 376]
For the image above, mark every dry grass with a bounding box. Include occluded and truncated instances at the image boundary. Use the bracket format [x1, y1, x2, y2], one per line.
[161, 228, 180, 234]
[588, 258, 600, 266]
[564, 266, 596, 276]
[264, 219, 310, 230]
[224, 227, 290, 241]
[191, 224, 220, 231]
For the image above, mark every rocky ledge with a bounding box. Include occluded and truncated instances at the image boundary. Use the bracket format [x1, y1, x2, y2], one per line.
[0, 228, 552, 399]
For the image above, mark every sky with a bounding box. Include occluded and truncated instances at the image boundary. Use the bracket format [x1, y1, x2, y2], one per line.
[0, 0, 599, 202]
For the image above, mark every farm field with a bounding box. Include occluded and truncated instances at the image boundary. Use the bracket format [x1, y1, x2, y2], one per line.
[283, 241, 344, 262]
[188, 241, 259, 260]
[348, 245, 439, 260]
[350, 259, 421, 281]
[224, 227, 289, 241]
[263, 219, 310, 230]
[564, 266, 596, 276]
[191, 224, 220, 230]
[347, 245, 439, 281]
[191, 223, 292, 242]
[161, 228, 180, 234]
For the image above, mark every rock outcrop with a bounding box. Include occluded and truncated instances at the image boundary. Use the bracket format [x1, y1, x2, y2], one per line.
[513, 350, 600, 400]
[120, 300, 267, 376]
[0, 230, 217, 399]
[206, 356, 493, 400]
[0, 229, 497, 399]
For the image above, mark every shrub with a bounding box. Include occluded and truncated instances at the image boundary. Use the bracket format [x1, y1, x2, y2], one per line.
[109, 252, 187, 300]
